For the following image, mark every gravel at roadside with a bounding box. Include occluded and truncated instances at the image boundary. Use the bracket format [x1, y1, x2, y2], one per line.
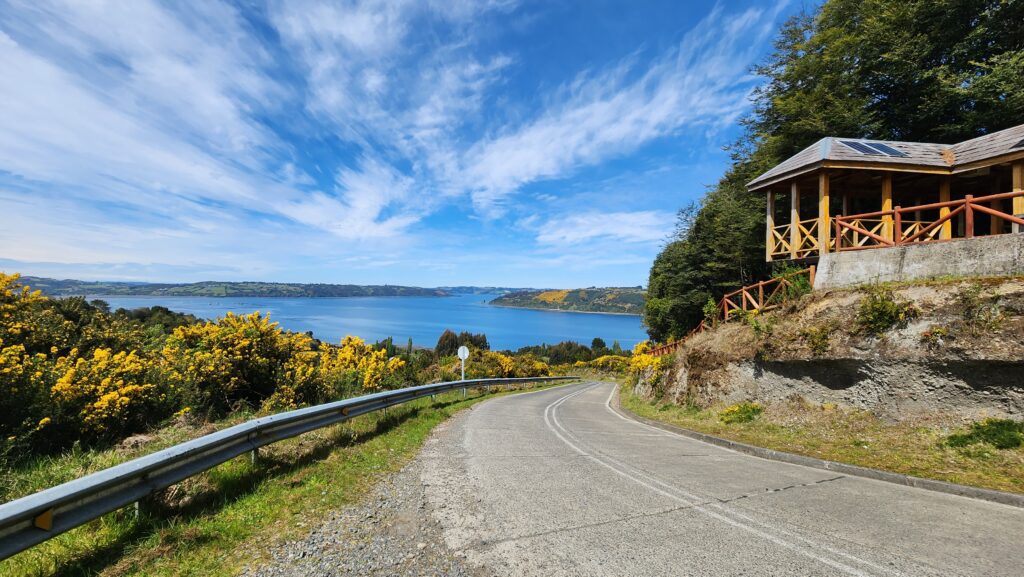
[241, 435, 491, 577]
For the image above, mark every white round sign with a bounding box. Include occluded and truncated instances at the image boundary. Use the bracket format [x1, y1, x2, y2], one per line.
[457, 345, 470, 360]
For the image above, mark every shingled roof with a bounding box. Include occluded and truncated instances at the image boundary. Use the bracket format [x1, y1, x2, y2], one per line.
[747, 123, 1024, 190]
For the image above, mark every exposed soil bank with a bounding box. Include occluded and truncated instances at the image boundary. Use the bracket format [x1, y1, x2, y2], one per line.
[636, 276, 1024, 420]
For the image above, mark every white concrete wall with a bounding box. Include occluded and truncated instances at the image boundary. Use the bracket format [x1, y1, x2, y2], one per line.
[814, 233, 1024, 290]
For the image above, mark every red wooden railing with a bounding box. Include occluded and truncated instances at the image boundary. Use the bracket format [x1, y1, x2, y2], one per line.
[719, 265, 815, 319]
[835, 190, 1024, 252]
[649, 266, 815, 357]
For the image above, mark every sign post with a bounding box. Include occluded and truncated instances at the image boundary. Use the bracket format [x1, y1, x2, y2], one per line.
[458, 346, 469, 398]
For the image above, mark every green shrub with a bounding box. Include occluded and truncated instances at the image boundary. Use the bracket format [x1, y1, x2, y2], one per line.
[800, 326, 831, 356]
[702, 297, 720, 326]
[856, 287, 919, 335]
[768, 263, 813, 305]
[920, 325, 950, 348]
[946, 419, 1024, 450]
[719, 402, 764, 424]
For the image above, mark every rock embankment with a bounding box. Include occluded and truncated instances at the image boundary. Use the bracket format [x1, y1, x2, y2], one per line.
[637, 277, 1024, 419]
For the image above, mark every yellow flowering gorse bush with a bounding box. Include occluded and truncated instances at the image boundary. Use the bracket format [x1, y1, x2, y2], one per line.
[51, 348, 164, 438]
[0, 273, 414, 457]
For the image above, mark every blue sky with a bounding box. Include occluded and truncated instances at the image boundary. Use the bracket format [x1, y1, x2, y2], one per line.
[0, 0, 796, 288]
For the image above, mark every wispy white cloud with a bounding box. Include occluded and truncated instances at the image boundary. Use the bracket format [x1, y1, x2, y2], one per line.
[459, 3, 783, 215]
[533, 211, 676, 246]
[277, 156, 420, 240]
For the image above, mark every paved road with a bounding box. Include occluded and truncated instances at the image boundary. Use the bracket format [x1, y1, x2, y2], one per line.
[420, 381, 1024, 577]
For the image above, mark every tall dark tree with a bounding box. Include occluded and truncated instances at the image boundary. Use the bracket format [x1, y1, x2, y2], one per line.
[435, 329, 459, 357]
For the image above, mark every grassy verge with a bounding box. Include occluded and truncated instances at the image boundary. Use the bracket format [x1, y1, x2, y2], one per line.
[620, 386, 1024, 495]
[1, 381, 567, 577]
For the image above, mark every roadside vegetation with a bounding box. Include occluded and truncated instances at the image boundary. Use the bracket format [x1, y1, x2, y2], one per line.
[1, 383, 564, 577]
[620, 387, 1024, 495]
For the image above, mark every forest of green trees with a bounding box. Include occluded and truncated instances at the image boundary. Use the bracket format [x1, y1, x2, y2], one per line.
[644, 0, 1024, 342]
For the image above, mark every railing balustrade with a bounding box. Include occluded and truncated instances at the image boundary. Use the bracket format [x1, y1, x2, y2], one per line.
[835, 190, 1024, 252]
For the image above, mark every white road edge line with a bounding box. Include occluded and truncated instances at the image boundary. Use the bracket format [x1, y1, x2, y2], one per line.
[541, 383, 880, 577]
[597, 382, 908, 577]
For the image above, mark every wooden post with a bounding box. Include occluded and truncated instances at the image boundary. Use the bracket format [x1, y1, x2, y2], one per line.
[990, 174, 1002, 235]
[894, 208, 902, 245]
[1014, 162, 1024, 234]
[790, 181, 800, 259]
[834, 217, 842, 252]
[818, 171, 830, 254]
[939, 177, 952, 240]
[965, 195, 974, 238]
[808, 265, 816, 289]
[881, 173, 893, 242]
[841, 193, 849, 217]
[765, 189, 775, 262]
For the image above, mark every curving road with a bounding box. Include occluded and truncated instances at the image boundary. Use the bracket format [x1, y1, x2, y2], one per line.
[420, 381, 1024, 577]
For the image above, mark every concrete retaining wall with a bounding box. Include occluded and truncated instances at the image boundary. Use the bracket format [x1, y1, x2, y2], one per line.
[814, 233, 1024, 290]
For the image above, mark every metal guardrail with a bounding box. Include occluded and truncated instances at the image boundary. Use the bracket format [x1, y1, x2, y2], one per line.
[0, 376, 577, 561]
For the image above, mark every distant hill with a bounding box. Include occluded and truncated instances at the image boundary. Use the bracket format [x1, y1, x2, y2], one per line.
[19, 277, 449, 298]
[439, 286, 535, 295]
[489, 287, 645, 315]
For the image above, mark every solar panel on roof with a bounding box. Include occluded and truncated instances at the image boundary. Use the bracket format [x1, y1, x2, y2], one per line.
[839, 140, 883, 155]
[864, 142, 908, 157]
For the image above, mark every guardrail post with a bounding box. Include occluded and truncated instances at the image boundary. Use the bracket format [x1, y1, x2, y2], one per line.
[250, 447, 259, 465]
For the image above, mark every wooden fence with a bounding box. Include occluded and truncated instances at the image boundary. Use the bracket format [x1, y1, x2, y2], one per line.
[649, 266, 815, 357]
[835, 190, 1024, 252]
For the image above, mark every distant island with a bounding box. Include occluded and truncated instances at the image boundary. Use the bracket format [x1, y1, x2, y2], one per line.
[489, 287, 645, 315]
[20, 277, 448, 298]
[439, 286, 535, 296]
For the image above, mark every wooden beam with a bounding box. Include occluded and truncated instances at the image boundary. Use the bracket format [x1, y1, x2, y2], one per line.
[939, 177, 952, 240]
[765, 189, 775, 262]
[881, 173, 893, 241]
[822, 160, 951, 175]
[790, 181, 800, 260]
[818, 171, 830, 253]
[1014, 161, 1024, 234]
[841, 192, 849, 216]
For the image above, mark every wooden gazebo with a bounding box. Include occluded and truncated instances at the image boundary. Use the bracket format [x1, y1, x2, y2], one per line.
[748, 124, 1024, 261]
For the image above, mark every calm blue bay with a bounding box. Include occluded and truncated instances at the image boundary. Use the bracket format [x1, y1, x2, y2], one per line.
[91, 294, 648, 351]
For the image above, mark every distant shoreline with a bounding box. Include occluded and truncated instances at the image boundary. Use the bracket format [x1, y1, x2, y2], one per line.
[83, 294, 453, 300]
[487, 302, 641, 317]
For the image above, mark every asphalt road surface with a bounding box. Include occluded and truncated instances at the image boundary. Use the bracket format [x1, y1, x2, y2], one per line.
[420, 381, 1024, 577]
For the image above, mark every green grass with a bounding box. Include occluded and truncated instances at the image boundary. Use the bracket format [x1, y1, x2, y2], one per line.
[0, 382, 567, 577]
[946, 419, 1024, 450]
[620, 387, 1024, 495]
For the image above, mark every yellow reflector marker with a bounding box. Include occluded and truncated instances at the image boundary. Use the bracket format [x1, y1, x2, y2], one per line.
[34, 509, 53, 531]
